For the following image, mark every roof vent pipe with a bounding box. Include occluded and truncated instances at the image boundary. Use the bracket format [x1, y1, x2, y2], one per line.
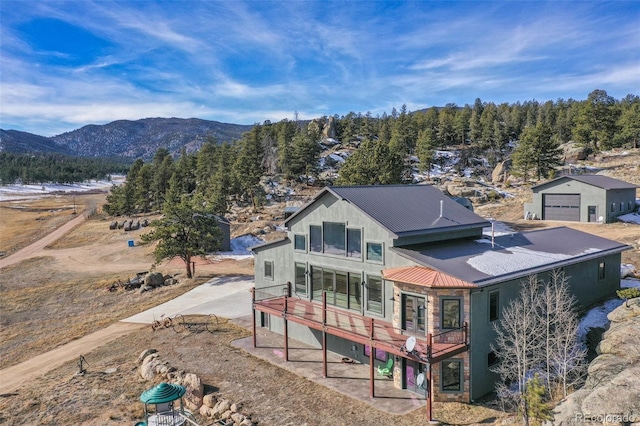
[439, 200, 443, 218]
[491, 222, 495, 248]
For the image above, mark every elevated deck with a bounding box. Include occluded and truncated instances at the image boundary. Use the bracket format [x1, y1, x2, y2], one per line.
[253, 291, 468, 364]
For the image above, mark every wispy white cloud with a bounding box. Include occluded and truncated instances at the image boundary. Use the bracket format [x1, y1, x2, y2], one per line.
[1, 0, 638, 135]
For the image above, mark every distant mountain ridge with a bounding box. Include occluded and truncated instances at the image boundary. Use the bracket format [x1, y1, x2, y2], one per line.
[0, 117, 253, 159]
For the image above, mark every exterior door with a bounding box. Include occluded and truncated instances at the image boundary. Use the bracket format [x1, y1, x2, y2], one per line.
[404, 359, 427, 394]
[323, 269, 335, 305]
[588, 205, 597, 222]
[402, 294, 426, 335]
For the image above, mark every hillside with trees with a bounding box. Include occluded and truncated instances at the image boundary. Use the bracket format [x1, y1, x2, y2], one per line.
[103, 89, 639, 219]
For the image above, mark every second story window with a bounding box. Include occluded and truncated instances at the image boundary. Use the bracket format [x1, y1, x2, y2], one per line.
[323, 222, 346, 255]
[310, 225, 322, 252]
[264, 261, 274, 280]
[366, 242, 383, 262]
[294, 234, 306, 251]
[347, 228, 362, 258]
[441, 298, 461, 329]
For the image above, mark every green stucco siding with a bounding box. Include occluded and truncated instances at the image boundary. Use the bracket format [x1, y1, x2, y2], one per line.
[527, 179, 637, 223]
[469, 254, 622, 399]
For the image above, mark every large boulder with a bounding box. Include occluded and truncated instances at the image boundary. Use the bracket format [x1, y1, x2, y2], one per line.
[491, 160, 511, 183]
[139, 353, 162, 380]
[137, 348, 158, 364]
[551, 300, 640, 424]
[178, 372, 204, 411]
[563, 143, 591, 162]
[146, 272, 165, 287]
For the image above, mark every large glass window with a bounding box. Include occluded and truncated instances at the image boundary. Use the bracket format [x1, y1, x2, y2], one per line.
[366, 242, 383, 262]
[311, 266, 323, 300]
[489, 292, 499, 322]
[367, 275, 383, 314]
[323, 222, 346, 255]
[294, 234, 306, 251]
[310, 225, 322, 252]
[295, 263, 306, 295]
[441, 360, 462, 392]
[335, 271, 348, 308]
[349, 273, 362, 311]
[347, 228, 362, 258]
[441, 298, 461, 329]
[310, 266, 362, 311]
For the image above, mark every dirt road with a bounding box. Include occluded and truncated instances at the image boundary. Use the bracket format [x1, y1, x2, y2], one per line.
[0, 212, 86, 270]
[0, 322, 144, 395]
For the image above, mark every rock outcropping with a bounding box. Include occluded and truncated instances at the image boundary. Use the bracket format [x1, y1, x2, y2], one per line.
[551, 298, 640, 425]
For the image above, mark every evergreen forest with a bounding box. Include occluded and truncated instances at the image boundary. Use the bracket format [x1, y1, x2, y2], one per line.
[104, 89, 639, 217]
[0, 153, 131, 185]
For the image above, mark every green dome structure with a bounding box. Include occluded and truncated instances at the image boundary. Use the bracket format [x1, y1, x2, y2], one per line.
[138, 382, 193, 425]
[140, 382, 186, 404]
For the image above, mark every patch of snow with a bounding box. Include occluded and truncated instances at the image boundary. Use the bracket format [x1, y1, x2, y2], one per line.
[621, 263, 637, 278]
[467, 246, 601, 277]
[322, 138, 339, 146]
[617, 213, 640, 224]
[482, 219, 515, 237]
[577, 298, 623, 341]
[0, 178, 122, 201]
[328, 153, 345, 163]
[621, 278, 640, 289]
[213, 234, 263, 260]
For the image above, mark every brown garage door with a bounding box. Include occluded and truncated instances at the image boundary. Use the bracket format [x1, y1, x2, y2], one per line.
[543, 194, 581, 221]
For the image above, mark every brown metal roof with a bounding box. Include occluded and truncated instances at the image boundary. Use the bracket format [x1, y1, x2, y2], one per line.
[382, 266, 477, 288]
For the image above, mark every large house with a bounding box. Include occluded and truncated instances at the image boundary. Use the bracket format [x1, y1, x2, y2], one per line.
[524, 175, 638, 223]
[251, 185, 629, 407]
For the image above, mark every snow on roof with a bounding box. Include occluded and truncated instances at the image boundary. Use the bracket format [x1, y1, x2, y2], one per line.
[466, 244, 601, 277]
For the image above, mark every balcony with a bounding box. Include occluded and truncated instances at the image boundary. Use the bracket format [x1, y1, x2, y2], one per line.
[252, 283, 468, 364]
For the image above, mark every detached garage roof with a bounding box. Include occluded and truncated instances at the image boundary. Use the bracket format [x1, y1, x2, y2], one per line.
[532, 175, 638, 191]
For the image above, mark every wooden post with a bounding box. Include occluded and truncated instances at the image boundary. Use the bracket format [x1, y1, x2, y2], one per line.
[251, 288, 257, 348]
[284, 295, 289, 362]
[322, 291, 327, 378]
[370, 317, 375, 398]
[427, 362, 433, 422]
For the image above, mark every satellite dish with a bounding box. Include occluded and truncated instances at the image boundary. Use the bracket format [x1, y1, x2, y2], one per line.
[405, 336, 416, 352]
[416, 373, 425, 389]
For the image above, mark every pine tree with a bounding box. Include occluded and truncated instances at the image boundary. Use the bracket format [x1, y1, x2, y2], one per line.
[141, 195, 223, 279]
[234, 126, 265, 211]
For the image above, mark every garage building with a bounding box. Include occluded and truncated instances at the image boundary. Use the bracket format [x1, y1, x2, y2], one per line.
[524, 175, 638, 223]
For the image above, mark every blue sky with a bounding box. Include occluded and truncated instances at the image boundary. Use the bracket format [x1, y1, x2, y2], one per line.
[1, 1, 639, 136]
